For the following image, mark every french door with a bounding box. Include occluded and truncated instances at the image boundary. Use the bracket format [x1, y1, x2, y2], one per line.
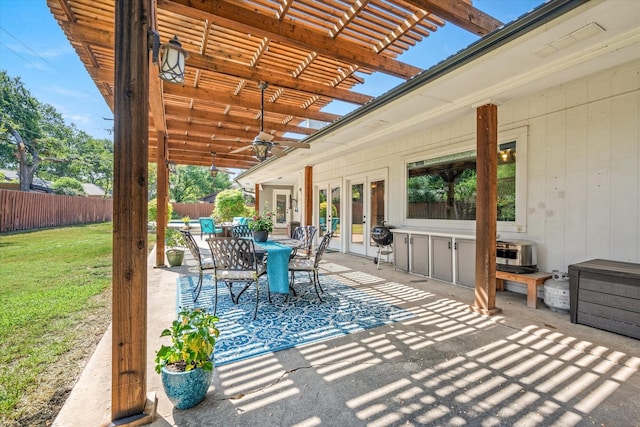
[317, 181, 341, 251]
[347, 173, 387, 257]
[272, 189, 290, 229]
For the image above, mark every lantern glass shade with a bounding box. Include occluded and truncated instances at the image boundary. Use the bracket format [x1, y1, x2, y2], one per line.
[210, 164, 218, 178]
[252, 139, 272, 162]
[159, 36, 187, 84]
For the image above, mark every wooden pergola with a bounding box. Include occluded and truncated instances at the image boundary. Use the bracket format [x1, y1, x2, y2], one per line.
[46, 0, 502, 424]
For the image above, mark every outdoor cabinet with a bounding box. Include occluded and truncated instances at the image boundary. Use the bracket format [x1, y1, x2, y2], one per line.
[393, 232, 409, 272]
[569, 259, 640, 339]
[411, 234, 429, 276]
[455, 238, 476, 288]
[431, 236, 453, 283]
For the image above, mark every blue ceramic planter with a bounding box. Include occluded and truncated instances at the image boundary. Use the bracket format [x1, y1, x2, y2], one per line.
[252, 230, 269, 242]
[161, 366, 213, 410]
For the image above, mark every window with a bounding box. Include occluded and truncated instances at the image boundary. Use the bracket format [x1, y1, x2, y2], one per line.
[406, 142, 516, 221]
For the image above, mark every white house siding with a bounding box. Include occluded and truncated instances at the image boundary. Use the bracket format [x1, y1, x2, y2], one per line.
[312, 58, 640, 273]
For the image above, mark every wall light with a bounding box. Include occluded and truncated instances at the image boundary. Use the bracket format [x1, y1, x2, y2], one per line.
[149, 31, 189, 84]
[166, 160, 177, 173]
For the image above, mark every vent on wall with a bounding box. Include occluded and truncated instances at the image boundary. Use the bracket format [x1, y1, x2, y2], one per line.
[532, 22, 605, 58]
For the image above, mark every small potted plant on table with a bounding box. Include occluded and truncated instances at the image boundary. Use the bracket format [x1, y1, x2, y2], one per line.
[155, 308, 220, 410]
[248, 207, 274, 242]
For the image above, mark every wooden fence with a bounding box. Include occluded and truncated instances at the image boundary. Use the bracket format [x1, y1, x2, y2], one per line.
[171, 202, 214, 219]
[0, 189, 113, 233]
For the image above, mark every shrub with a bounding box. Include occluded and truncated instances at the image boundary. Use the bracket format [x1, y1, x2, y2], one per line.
[148, 198, 173, 224]
[213, 189, 246, 222]
[52, 177, 86, 196]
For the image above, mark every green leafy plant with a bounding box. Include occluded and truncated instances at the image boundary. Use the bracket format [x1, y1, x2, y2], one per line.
[182, 216, 191, 226]
[248, 207, 274, 232]
[213, 189, 247, 222]
[148, 198, 173, 223]
[154, 308, 220, 373]
[165, 228, 185, 250]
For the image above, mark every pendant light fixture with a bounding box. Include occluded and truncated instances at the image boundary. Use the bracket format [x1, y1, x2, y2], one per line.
[209, 152, 219, 178]
[251, 81, 273, 162]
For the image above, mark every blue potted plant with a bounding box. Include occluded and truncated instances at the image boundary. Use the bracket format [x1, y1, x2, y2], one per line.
[155, 308, 220, 409]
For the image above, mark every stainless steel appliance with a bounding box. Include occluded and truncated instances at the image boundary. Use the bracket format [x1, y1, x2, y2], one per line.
[496, 240, 538, 273]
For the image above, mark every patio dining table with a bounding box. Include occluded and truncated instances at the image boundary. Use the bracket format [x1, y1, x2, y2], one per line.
[254, 239, 301, 294]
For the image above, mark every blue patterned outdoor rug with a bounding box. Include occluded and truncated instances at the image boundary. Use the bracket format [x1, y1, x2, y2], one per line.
[176, 274, 415, 366]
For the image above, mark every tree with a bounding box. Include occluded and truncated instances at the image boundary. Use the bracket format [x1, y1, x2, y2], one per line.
[169, 165, 233, 202]
[0, 71, 68, 191]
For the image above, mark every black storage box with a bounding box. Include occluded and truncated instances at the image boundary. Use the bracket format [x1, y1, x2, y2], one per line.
[568, 259, 640, 339]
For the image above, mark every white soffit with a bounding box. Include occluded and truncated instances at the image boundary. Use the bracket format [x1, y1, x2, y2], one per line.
[242, 0, 640, 186]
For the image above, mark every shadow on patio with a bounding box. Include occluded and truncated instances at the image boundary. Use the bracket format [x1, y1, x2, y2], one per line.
[54, 245, 640, 426]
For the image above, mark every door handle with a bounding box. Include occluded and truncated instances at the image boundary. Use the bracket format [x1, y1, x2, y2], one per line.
[448, 241, 451, 250]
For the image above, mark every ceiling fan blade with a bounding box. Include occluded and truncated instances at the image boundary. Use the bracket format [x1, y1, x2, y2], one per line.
[271, 146, 287, 157]
[257, 131, 274, 142]
[275, 141, 310, 149]
[229, 145, 251, 154]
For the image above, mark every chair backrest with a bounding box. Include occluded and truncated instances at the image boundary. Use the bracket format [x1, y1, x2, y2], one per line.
[198, 217, 214, 233]
[232, 216, 247, 225]
[207, 237, 259, 272]
[292, 225, 317, 253]
[180, 230, 203, 265]
[232, 224, 252, 238]
[313, 231, 333, 267]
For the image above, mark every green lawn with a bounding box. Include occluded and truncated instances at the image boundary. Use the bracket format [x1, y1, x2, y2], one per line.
[0, 223, 114, 426]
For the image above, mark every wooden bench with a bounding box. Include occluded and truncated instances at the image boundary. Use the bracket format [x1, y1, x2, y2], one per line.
[496, 270, 553, 309]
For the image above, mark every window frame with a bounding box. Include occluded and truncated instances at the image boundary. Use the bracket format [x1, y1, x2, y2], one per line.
[402, 126, 528, 234]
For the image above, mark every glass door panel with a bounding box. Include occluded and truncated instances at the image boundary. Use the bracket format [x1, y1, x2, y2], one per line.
[350, 183, 364, 249]
[273, 190, 290, 229]
[330, 184, 341, 249]
[369, 180, 385, 246]
[318, 187, 328, 237]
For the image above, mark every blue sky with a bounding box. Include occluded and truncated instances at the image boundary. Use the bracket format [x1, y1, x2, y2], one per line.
[0, 0, 543, 142]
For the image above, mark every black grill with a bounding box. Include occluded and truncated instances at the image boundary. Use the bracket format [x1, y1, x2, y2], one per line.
[371, 223, 395, 246]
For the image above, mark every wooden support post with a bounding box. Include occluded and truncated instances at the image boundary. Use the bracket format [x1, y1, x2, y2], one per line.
[111, 0, 152, 423]
[254, 183, 260, 211]
[470, 103, 502, 316]
[155, 132, 167, 267]
[304, 166, 313, 226]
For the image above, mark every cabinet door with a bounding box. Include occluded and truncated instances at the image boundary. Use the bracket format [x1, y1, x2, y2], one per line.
[455, 239, 476, 288]
[431, 236, 453, 282]
[393, 233, 409, 271]
[411, 235, 429, 276]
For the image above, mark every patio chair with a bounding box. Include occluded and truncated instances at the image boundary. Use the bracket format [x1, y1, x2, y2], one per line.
[288, 231, 333, 302]
[206, 236, 270, 320]
[198, 217, 222, 239]
[231, 224, 252, 238]
[290, 225, 317, 259]
[179, 230, 215, 302]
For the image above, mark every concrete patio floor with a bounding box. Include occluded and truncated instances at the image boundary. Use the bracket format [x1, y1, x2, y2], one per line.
[54, 238, 640, 427]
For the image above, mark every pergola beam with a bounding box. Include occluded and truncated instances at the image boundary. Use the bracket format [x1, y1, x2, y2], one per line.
[163, 85, 340, 123]
[158, 0, 423, 79]
[403, 0, 503, 36]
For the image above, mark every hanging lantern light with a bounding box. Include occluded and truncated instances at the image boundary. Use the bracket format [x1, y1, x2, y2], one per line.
[251, 81, 273, 161]
[209, 152, 219, 178]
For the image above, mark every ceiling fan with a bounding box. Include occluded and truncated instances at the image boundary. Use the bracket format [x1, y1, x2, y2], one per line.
[231, 81, 310, 161]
